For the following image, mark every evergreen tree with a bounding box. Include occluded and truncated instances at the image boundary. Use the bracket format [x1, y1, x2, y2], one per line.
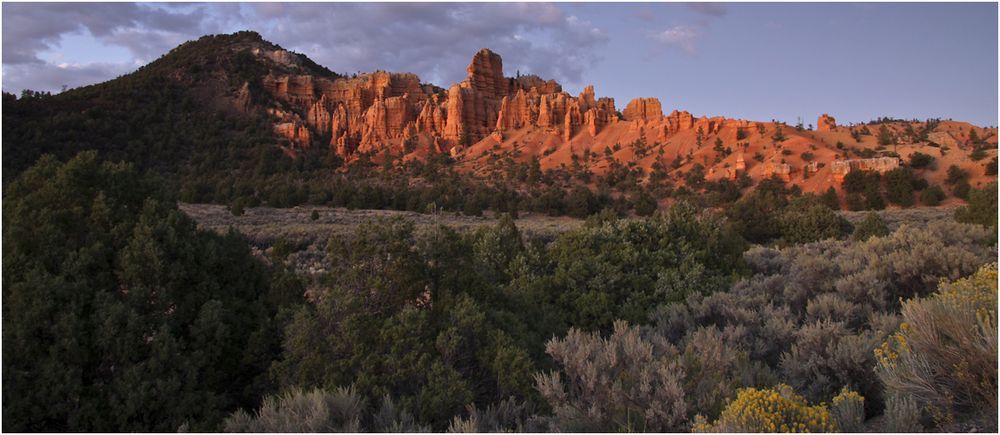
[3, 152, 286, 431]
[821, 186, 841, 210]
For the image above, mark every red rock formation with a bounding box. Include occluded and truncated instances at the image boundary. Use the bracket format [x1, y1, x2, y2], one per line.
[564, 100, 582, 141]
[665, 110, 695, 133]
[623, 98, 663, 123]
[274, 122, 311, 145]
[416, 96, 446, 136]
[496, 89, 535, 131]
[831, 157, 901, 182]
[234, 82, 253, 113]
[763, 161, 792, 182]
[735, 153, 746, 171]
[817, 114, 837, 132]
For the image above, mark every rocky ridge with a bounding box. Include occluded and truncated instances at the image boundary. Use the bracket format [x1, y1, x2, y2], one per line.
[230, 35, 996, 196]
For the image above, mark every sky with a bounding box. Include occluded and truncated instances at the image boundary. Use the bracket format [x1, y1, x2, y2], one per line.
[3, 2, 997, 126]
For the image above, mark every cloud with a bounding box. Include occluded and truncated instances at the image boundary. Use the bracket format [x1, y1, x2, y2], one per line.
[2, 3, 611, 93]
[2, 3, 210, 64]
[682, 2, 728, 18]
[2, 61, 135, 94]
[651, 26, 699, 55]
[234, 3, 608, 86]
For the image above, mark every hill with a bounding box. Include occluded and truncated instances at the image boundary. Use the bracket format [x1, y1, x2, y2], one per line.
[4, 31, 997, 213]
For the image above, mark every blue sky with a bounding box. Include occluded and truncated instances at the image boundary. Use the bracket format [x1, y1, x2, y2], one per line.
[3, 2, 997, 126]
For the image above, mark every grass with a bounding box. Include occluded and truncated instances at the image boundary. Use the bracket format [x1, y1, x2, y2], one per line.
[180, 203, 584, 275]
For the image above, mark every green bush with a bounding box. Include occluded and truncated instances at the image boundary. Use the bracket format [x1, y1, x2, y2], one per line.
[884, 167, 915, 207]
[3, 152, 282, 431]
[920, 185, 946, 206]
[954, 182, 998, 229]
[846, 192, 866, 211]
[945, 165, 969, 185]
[852, 212, 890, 241]
[909, 152, 936, 169]
[777, 196, 851, 244]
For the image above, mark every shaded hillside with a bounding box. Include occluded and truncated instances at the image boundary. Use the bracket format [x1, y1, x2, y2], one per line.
[2, 31, 328, 182]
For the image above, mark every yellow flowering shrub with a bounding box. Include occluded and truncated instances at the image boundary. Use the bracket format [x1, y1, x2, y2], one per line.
[691, 384, 836, 432]
[875, 263, 997, 427]
[829, 388, 864, 432]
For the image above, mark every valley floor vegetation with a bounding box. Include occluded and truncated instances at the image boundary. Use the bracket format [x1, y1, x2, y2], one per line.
[3, 151, 998, 432]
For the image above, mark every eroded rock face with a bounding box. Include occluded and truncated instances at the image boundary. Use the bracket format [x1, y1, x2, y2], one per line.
[623, 98, 663, 123]
[817, 114, 837, 132]
[256, 48, 684, 160]
[666, 110, 695, 132]
[831, 157, 901, 182]
[763, 161, 792, 182]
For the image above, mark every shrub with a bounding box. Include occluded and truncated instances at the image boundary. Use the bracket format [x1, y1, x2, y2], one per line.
[881, 394, 923, 432]
[566, 185, 598, 218]
[692, 384, 836, 432]
[909, 152, 936, 169]
[954, 182, 998, 229]
[945, 165, 969, 185]
[779, 320, 887, 411]
[952, 180, 971, 199]
[830, 388, 865, 432]
[680, 327, 747, 420]
[446, 397, 536, 433]
[777, 197, 851, 244]
[633, 190, 658, 216]
[534, 321, 688, 432]
[842, 170, 873, 194]
[845, 192, 866, 211]
[224, 387, 429, 432]
[224, 387, 365, 432]
[874, 264, 998, 428]
[884, 167, 915, 206]
[920, 185, 946, 206]
[863, 184, 885, 210]
[985, 157, 998, 176]
[851, 212, 889, 241]
[820, 187, 840, 210]
[544, 202, 746, 330]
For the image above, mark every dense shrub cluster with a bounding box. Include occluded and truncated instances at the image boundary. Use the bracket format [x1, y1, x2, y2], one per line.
[5, 151, 997, 432]
[727, 178, 852, 245]
[3, 153, 298, 431]
[534, 321, 687, 432]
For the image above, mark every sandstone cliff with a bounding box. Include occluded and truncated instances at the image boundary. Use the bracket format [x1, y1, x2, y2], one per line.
[243, 43, 997, 198]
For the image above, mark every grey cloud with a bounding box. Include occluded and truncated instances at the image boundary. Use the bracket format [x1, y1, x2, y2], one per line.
[2, 2, 211, 64]
[234, 2, 608, 87]
[3, 2, 610, 92]
[682, 2, 728, 17]
[2, 61, 135, 94]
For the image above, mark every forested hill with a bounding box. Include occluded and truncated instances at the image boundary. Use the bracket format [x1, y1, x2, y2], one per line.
[2, 31, 324, 183]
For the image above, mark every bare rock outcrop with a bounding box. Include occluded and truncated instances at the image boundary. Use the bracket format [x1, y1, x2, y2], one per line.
[666, 110, 695, 133]
[831, 157, 901, 182]
[623, 98, 663, 123]
[817, 114, 837, 132]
